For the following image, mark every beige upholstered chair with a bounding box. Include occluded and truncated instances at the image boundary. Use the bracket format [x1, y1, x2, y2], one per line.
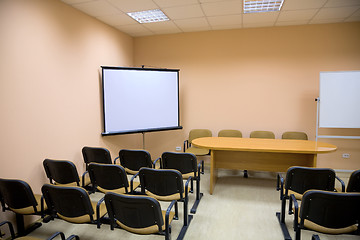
[291, 190, 360, 240]
[0, 179, 47, 236]
[41, 184, 107, 229]
[104, 193, 176, 240]
[218, 129, 242, 138]
[250, 130, 275, 139]
[282, 131, 308, 140]
[184, 129, 212, 155]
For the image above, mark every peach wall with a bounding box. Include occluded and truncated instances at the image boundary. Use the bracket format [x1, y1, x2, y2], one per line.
[134, 23, 360, 170]
[0, 0, 134, 225]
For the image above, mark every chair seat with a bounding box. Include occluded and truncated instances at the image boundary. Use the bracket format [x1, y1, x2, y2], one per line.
[303, 218, 358, 235]
[185, 147, 209, 156]
[54, 175, 91, 187]
[97, 181, 140, 194]
[57, 201, 107, 224]
[145, 186, 190, 201]
[115, 210, 175, 234]
[10, 194, 47, 215]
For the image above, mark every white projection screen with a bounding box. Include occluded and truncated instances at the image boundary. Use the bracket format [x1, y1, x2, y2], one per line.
[101, 67, 182, 135]
[319, 71, 360, 128]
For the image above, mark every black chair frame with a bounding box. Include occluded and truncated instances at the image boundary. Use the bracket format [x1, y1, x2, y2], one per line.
[290, 191, 360, 240]
[161, 152, 204, 214]
[43, 159, 89, 189]
[276, 167, 345, 240]
[0, 179, 46, 236]
[82, 146, 112, 170]
[41, 184, 106, 229]
[105, 192, 176, 240]
[137, 168, 193, 240]
[88, 163, 131, 194]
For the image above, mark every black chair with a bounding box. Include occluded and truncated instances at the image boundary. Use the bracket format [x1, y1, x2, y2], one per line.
[88, 163, 139, 194]
[138, 168, 192, 240]
[115, 149, 157, 175]
[311, 235, 320, 240]
[104, 192, 176, 240]
[291, 190, 360, 240]
[161, 152, 203, 213]
[0, 178, 47, 236]
[41, 184, 107, 229]
[43, 159, 90, 189]
[276, 167, 345, 240]
[346, 169, 360, 192]
[82, 146, 112, 170]
[0, 221, 79, 240]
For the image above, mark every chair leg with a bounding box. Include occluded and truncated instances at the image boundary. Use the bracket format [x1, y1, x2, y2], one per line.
[280, 197, 286, 223]
[174, 201, 179, 220]
[190, 178, 203, 214]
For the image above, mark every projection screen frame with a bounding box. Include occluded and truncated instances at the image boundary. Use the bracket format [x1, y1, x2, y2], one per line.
[101, 66, 182, 136]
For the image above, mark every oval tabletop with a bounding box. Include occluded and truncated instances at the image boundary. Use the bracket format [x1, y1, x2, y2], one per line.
[192, 137, 337, 154]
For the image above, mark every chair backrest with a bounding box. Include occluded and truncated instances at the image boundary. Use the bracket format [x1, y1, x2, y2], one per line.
[0, 178, 38, 212]
[282, 131, 308, 140]
[138, 168, 184, 197]
[218, 129, 242, 138]
[250, 130, 275, 139]
[161, 152, 197, 175]
[104, 192, 163, 234]
[285, 167, 336, 195]
[118, 149, 153, 173]
[41, 184, 94, 220]
[188, 129, 212, 143]
[88, 163, 129, 193]
[82, 147, 112, 169]
[300, 190, 360, 231]
[43, 159, 80, 186]
[347, 169, 360, 192]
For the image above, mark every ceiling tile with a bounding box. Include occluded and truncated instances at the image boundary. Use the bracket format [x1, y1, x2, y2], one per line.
[309, 18, 345, 24]
[62, 0, 95, 4]
[243, 22, 275, 28]
[281, 0, 327, 11]
[324, 0, 360, 8]
[142, 21, 182, 34]
[243, 11, 279, 24]
[72, 0, 121, 16]
[277, 9, 318, 22]
[107, 0, 158, 13]
[201, 0, 243, 16]
[313, 6, 360, 20]
[174, 17, 210, 31]
[153, 0, 199, 8]
[207, 14, 242, 26]
[96, 13, 137, 26]
[275, 20, 309, 26]
[115, 24, 154, 36]
[163, 5, 205, 20]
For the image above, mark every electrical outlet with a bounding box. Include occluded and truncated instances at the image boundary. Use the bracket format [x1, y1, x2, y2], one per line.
[342, 153, 350, 159]
[176, 146, 181, 151]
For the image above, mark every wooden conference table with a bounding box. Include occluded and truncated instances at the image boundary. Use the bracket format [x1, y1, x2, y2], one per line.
[192, 137, 337, 194]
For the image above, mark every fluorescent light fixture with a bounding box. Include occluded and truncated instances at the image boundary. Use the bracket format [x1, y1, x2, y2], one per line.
[127, 9, 169, 23]
[244, 0, 284, 14]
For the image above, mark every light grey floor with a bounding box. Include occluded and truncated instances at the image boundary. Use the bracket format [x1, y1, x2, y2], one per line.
[23, 168, 358, 240]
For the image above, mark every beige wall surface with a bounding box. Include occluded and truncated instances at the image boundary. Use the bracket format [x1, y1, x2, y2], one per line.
[0, 0, 134, 197]
[134, 23, 360, 170]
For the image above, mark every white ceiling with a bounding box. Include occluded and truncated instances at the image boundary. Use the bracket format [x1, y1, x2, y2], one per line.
[62, 0, 360, 37]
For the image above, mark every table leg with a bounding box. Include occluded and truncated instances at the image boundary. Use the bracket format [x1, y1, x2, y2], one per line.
[210, 150, 217, 195]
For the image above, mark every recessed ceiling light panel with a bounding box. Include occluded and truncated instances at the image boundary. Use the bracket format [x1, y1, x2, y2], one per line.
[127, 9, 169, 24]
[244, 0, 284, 14]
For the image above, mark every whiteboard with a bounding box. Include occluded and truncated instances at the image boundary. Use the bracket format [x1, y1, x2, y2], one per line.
[319, 71, 360, 128]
